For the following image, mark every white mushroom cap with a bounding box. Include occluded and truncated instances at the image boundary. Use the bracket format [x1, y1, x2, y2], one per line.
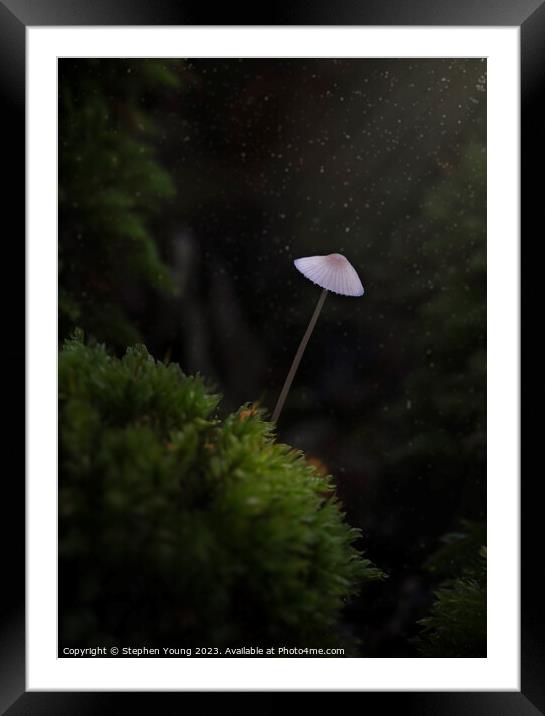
[294, 253, 364, 297]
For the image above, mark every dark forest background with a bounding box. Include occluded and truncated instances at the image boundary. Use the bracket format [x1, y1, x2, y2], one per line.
[59, 58, 486, 657]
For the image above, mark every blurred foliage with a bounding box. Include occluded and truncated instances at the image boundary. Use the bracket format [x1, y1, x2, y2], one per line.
[59, 333, 383, 651]
[415, 523, 486, 657]
[424, 519, 486, 580]
[401, 140, 486, 476]
[367, 136, 486, 551]
[59, 60, 182, 347]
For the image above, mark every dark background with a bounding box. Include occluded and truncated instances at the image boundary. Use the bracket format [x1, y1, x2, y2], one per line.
[59, 57, 486, 657]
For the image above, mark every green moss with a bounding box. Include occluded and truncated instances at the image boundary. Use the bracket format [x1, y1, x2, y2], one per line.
[416, 525, 486, 657]
[59, 333, 382, 651]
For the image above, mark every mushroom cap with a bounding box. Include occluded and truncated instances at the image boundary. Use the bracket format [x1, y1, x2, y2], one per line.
[294, 253, 364, 297]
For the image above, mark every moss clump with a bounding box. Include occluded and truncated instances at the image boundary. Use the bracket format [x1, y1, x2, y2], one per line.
[59, 333, 381, 652]
[416, 524, 486, 657]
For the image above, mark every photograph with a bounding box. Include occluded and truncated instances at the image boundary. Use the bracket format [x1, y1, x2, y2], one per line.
[58, 57, 487, 659]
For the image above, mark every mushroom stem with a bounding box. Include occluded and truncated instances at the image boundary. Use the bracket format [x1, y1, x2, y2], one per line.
[272, 287, 328, 424]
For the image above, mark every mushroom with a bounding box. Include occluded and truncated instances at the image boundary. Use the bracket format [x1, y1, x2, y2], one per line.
[271, 253, 364, 424]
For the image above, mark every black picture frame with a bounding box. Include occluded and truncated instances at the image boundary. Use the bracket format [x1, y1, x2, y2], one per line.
[3, 0, 537, 711]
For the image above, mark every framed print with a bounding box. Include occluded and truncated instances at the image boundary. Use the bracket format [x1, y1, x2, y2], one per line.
[2, 0, 538, 711]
